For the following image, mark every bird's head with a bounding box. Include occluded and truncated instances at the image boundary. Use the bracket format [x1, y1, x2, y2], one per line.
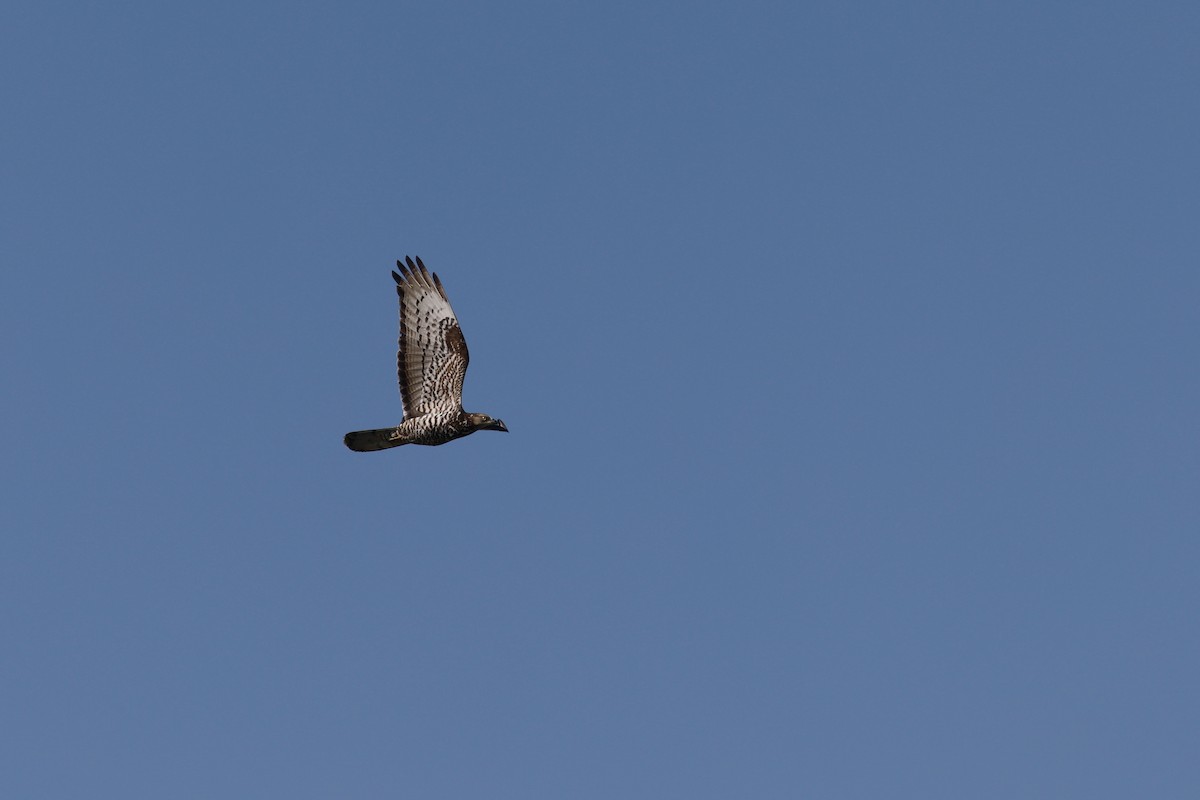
[468, 413, 508, 432]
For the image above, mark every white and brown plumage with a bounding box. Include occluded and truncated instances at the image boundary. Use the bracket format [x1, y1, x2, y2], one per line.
[344, 256, 508, 451]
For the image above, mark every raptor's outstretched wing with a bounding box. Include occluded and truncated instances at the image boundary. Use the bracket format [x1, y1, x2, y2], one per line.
[393, 255, 469, 418]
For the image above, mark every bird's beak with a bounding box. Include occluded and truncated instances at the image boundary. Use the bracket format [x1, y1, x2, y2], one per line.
[494, 420, 508, 432]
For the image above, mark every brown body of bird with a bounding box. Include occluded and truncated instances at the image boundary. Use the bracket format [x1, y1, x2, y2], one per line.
[344, 256, 508, 451]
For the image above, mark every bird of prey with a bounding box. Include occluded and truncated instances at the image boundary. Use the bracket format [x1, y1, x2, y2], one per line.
[344, 256, 508, 451]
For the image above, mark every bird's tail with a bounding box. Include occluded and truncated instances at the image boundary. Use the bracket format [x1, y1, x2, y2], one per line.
[343, 428, 406, 452]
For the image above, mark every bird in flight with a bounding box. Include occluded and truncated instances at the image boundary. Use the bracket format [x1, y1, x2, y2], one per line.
[344, 256, 508, 451]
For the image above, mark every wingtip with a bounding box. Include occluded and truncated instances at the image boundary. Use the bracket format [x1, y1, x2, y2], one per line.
[393, 255, 440, 292]
[410, 255, 433, 288]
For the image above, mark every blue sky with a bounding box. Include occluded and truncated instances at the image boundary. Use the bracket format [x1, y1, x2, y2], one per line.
[3, 1, 1198, 797]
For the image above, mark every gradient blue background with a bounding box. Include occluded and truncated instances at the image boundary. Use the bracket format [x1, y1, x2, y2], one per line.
[3, 2, 1198, 797]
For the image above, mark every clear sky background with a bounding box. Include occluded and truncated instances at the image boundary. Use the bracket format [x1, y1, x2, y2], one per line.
[3, 2, 1198, 797]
